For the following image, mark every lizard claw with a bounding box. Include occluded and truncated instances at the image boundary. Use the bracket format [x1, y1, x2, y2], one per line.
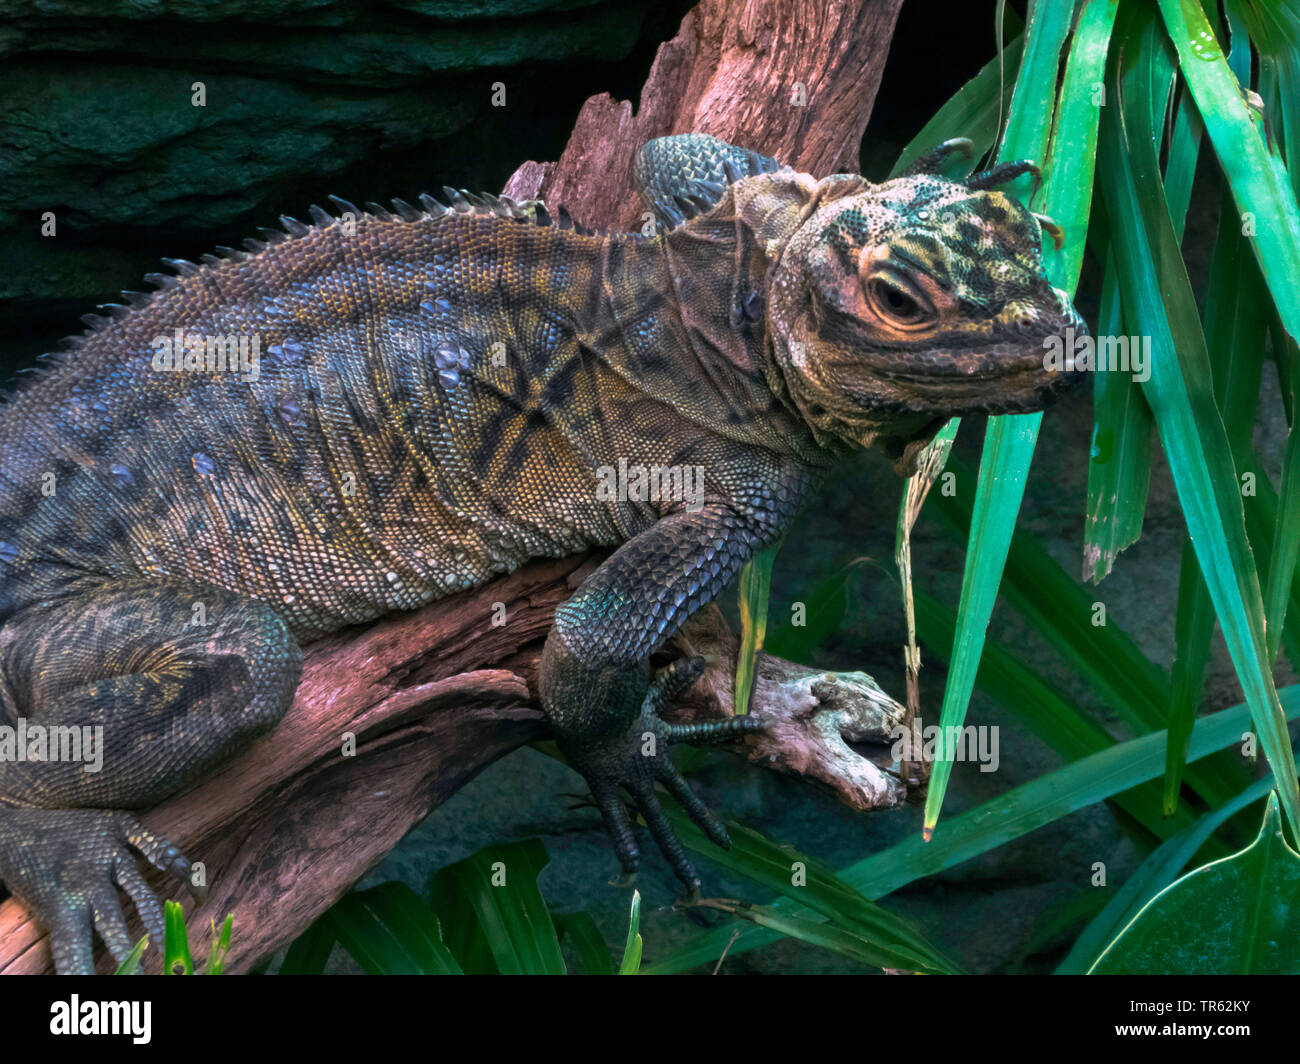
[561, 657, 771, 894]
[0, 808, 194, 974]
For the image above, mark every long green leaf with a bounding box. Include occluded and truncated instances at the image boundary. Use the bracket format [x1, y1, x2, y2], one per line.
[163, 899, 192, 976]
[1158, 0, 1300, 344]
[1099, 9, 1300, 837]
[654, 811, 961, 975]
[1083, 20, 1202, 585]
[324, 883, 463, 975]
[1083, 251, 1154, 583]
[1229, 0, 1300, 663]
[912, 586, 1211, 846]
[619, 890, 643, 975]
[722, 903, 960, 975]
[1162, 13, 1265, 815]
[925, 0, 1103, 837]
[554, 911, 615, 975]
[735, 538, 779, 714]
[113, 936, 148, 977]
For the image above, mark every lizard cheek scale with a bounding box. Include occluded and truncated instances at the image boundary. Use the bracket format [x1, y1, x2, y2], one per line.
[0, 132, 1084, 972]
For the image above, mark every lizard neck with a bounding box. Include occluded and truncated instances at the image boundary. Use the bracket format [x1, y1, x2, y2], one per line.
[598, 219, 827, 464]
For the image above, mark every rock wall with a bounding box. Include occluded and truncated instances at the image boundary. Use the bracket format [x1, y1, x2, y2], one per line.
[0, 0, 690, 366]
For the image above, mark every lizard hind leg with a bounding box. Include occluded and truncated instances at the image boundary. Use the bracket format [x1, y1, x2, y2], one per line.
[0, 577, 302, 973]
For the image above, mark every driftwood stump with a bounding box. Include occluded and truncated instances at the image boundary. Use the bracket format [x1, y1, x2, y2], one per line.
[0, 0, 905, 974]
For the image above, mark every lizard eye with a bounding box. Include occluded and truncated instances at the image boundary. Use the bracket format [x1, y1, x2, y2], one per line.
[866, 275, 933, 329]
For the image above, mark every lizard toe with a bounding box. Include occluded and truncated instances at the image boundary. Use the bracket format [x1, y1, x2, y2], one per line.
[47, 901, 97, 976]
[590, 779, 641, 879]
[0, 808, 191, 973]
[627, 777, 701, 894]
[88, 884, 136, 967]
[653, 756, 731, 850]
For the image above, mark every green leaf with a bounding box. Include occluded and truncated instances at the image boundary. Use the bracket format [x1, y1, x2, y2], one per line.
[1098, 7, 1300, 837]
[1230, 0, 1300, 662]
[1158, 0, 1300, 346]
[554, 911, 615, 975]
[428, 839, 565, 975]
[325, 882, 463, 975]
[724, 903, 959, 974]
[619, 890, 643, 974]
[653, 808, 961, 974]
[1083, 252, 1154, 584]
[203, 915, 233, 976]
[163, 899, 193, 976]
[1083, 18, 1198, 585]
[925, 0, 1106, 837]
[734, 538, 780, 713]
[645, 683, 1300, 974]
[912, 585, 1211, 847]
[280, 916, 337, 975]
[930, 453, 1249, 816]
[1268, 422, 1300, 664]
[889, 12, 1024, 177]
[113, 936, 148, 976]
[1091, 792, 1300, 973]
[1059, 775, 1275, 973]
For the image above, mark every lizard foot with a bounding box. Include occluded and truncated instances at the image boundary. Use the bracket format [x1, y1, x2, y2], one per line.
[0, 808, 196, 974]
[560, 656, 767, 895]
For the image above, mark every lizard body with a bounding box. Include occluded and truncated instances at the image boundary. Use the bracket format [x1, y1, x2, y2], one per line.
[0, 134, 1082, 972]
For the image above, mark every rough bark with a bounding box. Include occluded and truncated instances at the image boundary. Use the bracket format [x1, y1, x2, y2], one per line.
[503, 0, 904, 227]
[0, 0, 905, 974]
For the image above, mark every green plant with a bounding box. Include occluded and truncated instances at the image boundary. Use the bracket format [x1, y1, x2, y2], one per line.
[713, 0, 1300, 974]
[114, 902, 232, 975]
[1091, 792, 1300, 974]
[280, 840, 646, 975]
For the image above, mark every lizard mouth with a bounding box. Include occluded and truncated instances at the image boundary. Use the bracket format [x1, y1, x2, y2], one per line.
[866, 287, 1088, 414]
[829, 338, 1084, 417]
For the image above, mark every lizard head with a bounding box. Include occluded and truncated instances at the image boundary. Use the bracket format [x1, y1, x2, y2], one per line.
[760, 144, 1084, 461]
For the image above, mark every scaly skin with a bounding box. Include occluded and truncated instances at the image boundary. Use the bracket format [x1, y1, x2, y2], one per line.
[0, 133, 1083, 972]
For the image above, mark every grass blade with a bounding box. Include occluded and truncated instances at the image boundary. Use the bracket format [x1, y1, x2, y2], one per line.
[1158, 0, 1300, 345]
[163, 899, 192, 976]
[619, 890, 643, 974]
[654, 808, 962, 975]
[735, 539, 780, 713]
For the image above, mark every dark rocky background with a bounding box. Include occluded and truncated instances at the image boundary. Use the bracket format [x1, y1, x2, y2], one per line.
[0, 0, 1281, 974]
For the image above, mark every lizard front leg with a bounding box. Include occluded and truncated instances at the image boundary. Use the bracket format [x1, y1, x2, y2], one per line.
[539, 504, 782, 893]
